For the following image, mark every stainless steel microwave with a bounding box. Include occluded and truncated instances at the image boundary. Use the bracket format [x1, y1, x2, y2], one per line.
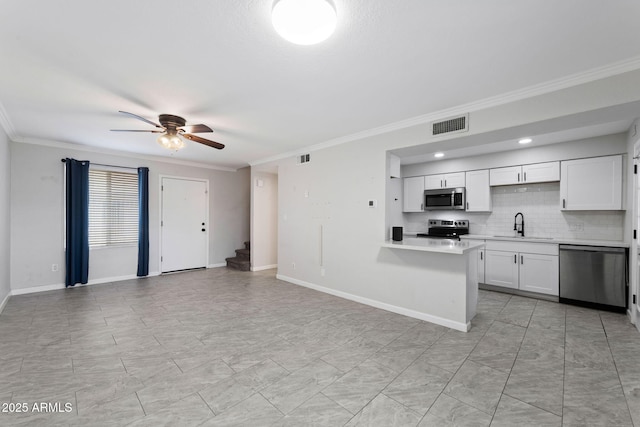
[424, 188, 466, 210]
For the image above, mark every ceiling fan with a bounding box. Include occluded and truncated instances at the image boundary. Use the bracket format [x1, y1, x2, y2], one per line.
[111, 111, 225, 150]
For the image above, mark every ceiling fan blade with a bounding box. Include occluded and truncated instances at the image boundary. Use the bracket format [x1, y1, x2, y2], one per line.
[118, 111, 163, 129]
[182, 133, 225, 150]
[111, 129, 163, 133]
[181, 124, 213, 133]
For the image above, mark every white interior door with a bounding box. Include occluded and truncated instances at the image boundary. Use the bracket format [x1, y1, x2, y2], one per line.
[161, 177, 208, 272]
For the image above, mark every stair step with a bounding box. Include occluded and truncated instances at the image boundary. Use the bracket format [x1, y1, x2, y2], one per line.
[226, 257, 250, 271]
[235, 248, 250, 260]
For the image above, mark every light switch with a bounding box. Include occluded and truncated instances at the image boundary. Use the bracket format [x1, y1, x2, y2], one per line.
[368, 199, 377, 208]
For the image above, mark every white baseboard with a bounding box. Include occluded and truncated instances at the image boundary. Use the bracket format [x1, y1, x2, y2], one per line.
[10, 271, 161, 296]
[0, 290, 11, 314]
[251, 264, 277, 272]
[207, 263, 227, 269]
[276, 274, 470, 332]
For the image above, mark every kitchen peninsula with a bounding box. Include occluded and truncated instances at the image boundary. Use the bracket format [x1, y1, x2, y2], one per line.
[381, 237, 485, 332]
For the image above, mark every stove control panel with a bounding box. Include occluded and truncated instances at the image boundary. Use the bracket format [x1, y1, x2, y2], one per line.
[428, 219, 469, 228]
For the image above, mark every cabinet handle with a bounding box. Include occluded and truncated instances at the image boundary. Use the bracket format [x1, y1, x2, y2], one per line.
[466, 202, 469, 210]
[421, 203, 423, 210]
[444, 179, 447, 187]
[562, 199, 566, 209]
[517, 172, 520, 182]
[440, 179, 443, 188]
[520, 255, 523, 264]
[480, 252, 483, 260]
[524, 172, 527, 182]
[514, 254, 517, 263]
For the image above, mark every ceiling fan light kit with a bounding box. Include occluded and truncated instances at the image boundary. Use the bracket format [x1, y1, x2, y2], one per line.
[112, 111, 225, 151]
[272, 0, 337, 45]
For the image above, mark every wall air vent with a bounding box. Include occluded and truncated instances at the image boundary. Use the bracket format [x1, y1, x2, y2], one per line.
[298, 153, 311, 164]
[431, 114, 469, 137]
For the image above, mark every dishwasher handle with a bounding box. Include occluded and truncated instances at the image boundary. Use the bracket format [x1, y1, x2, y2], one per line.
[559, 244, 626, 254]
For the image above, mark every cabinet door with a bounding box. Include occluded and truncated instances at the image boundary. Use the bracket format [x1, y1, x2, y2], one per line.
[465, 169, 492, 212]
[443, 172, 465, 188]
[519, 253, 559, 295]
[478, 249, 486, 284]
[489, 166, 522, 186]
[389, 154, 401, 178]
[522, 161, 560, 183]
[403, 176, 425, 212]
[560, 155, 622, 210]
[424, 174, 444, 190]
[485, 250, 519, 289]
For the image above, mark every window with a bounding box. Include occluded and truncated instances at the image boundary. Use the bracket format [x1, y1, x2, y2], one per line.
[88, 169, 138, 247]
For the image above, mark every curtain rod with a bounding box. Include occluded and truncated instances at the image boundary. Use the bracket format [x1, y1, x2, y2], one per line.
[60, 159, 139, 171]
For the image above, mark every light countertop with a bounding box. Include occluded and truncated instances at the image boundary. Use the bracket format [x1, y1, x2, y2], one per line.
[460, 234, 629, 248]
[382, 237, 485, 255]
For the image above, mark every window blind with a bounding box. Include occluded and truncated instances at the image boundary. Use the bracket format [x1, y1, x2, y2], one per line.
[88, 169, 138, 247]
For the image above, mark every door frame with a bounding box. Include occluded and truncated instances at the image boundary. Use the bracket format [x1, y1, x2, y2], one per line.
[159, 175, 210, 273]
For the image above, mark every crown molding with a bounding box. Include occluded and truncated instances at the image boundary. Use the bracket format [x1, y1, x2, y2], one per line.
[250, 55, 640, 167]
[0, 101, 17, 140]
[12, 136, 240, 172]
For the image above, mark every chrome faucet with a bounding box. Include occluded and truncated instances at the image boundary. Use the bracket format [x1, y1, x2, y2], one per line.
[514, 212, 525, 237]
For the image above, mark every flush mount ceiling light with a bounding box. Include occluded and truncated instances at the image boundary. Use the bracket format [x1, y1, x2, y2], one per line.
[518, 138, 533, 144]
[272, 0, 337, 45]
[434, 152, 445, 158]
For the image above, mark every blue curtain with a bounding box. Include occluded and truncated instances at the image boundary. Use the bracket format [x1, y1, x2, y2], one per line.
[137, 167, 150, 276]
[65, 158, 90, 287]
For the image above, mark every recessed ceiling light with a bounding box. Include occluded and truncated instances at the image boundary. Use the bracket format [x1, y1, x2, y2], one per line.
[272, 0, 337, 45]
[434, 152, 445, 158]
[518, 138, 533, 144]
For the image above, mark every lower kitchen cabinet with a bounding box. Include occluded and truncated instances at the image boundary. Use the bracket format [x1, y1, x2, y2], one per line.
[484, 241, 559, 296]
[485, 250, 519, 289]
[519, 253, 559, 295]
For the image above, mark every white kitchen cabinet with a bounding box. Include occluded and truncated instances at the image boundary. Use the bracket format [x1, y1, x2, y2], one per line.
[465, 169, 492, 212]
[560, 155, 623, 211]
[403, 176, 425, 212]
[522, 162, 560, 183]
[478, 249, 486, 284]
[490, 162, 559, 186]
[489, 166, 521, 186]
[519, 253, 559, 295]
[485, 250, 519, 289]
[424, 172, 465, 190]
[484, 240, 559, 296]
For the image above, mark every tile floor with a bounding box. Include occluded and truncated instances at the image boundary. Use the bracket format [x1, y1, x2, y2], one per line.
[0, 268, 638, 426]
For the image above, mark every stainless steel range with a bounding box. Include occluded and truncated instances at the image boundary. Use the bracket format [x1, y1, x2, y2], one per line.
[417, 219, 469, 240]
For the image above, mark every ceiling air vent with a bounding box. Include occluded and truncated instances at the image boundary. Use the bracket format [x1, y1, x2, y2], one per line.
[431, 114, 469, 136]
[298, 153, 311, 164]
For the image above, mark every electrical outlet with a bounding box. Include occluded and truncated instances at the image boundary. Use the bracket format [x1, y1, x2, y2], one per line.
[51, 264, 59, 272]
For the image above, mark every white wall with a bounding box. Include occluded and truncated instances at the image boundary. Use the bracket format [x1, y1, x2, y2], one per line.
[269, 69, 640, 325]
[10, 142, 249, 292]
[0, 128, 10, 308]
[251, 171, 278, 270]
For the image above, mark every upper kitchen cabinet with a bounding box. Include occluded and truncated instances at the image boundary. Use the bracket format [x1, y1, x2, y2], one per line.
[560, 155, 623, 210]
[489, 162, 559, 186]
[403, 176, 425, 212]
[465, 169, 492, 212]
[424, 172, 465, 190]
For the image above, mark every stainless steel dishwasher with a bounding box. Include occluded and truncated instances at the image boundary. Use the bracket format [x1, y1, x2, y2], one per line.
[559, 245, 627, 312]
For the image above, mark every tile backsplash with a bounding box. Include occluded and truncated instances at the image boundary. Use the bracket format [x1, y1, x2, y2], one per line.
[403, 182, 625, 241]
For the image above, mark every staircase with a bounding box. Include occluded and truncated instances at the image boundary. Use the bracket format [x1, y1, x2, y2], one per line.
[226, 241, 251, 271]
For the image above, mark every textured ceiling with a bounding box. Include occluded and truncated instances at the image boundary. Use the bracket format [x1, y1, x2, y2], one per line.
[1, 0, 640, 169]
